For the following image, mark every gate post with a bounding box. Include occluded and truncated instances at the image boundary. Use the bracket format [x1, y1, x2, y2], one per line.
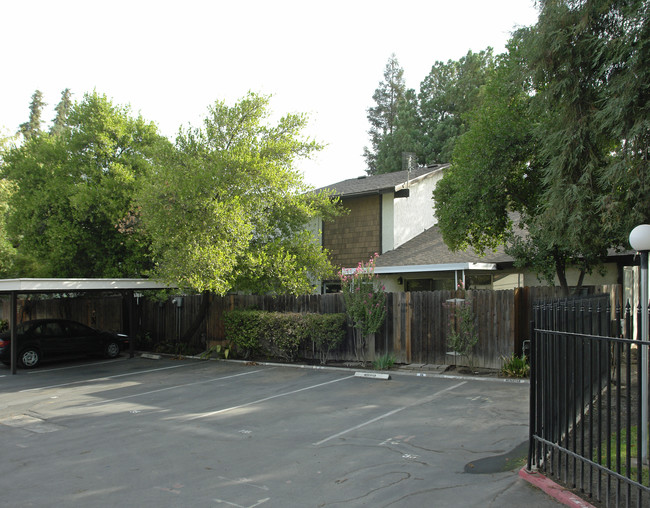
[527, 318, 536, 471]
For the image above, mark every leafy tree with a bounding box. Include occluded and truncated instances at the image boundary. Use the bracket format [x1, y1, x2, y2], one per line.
[419, 49, 494, 164]
[0, 129, 17, 276]
[435, 31, 539, 256]
[435, 1, 650, 294]
[511, 0, 617, 291]
[138, 92, 340, 295]
[19, 90, 46, 139]
[595, 0, 650, 244]
[51, 88, 73, 136]
[363, 54, 406, 174]
[364, 50, 494, 175]
[0, 179, 16, 277]
[2, 92, 166, 277]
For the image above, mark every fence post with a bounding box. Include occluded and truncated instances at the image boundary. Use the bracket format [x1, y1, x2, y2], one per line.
[528, 316, 536, 472]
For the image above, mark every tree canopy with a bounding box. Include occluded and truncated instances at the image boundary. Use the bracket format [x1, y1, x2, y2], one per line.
[364, 50, 495, 175]
[363, 54, 407, 174]
[2, 91, 166, 277]
[138, 92, 340, 295]
[419, 49, 494, 165]
[2, 91, 339, 295]
[434, 31, 538, 255]
[434, 0, 650, 293]
[19, 90, 45, 140]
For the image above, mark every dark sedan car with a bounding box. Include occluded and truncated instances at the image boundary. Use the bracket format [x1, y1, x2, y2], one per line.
[0, 319, 130, 368]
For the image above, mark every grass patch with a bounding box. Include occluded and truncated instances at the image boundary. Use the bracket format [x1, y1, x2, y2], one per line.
[372, 354, 396, 370]
[500, 353, 529, 378]
[597, 426, 650, 484]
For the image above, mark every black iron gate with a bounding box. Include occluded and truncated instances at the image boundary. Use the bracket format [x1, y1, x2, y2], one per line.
[528, 297, 650, 507]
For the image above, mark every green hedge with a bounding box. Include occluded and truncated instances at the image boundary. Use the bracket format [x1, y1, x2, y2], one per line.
[304, 313, 346, 365]
[223, 310, 265, 359]
[224, 310, 346, 364]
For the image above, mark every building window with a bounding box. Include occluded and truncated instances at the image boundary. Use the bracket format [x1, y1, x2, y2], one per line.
[467, 274, 492, 289]
[405, 279, 433, 292]
[323, 282, 342, 294]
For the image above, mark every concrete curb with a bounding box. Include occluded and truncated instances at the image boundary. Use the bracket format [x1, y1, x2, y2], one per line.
[136, 352, 529, 384]
[519, 468, 596, 507]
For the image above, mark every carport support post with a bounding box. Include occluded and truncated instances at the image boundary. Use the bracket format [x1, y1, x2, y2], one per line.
[10, 291, 17, 375]
[126, 290, 136, 358]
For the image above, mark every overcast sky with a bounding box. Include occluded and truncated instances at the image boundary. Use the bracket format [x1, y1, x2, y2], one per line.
[1, 1, 539, 188]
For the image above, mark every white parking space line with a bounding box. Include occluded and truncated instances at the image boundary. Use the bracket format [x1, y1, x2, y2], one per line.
[26, 358, 128, 374]
[85, 369, 267, 406]
[19, 362, 200, 392]
[313, 380, 467, 446]
[188, 375, 356, 421]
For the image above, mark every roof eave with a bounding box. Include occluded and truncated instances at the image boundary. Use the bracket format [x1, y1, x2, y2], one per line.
[374, 263, 498, 274]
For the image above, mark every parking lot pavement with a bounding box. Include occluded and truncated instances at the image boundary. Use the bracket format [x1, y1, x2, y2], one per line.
[0, 357, 564, 507]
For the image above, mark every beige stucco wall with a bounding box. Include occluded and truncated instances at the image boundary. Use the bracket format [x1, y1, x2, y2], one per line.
[377, 262, 624, 293]
[517, 263, 621, 289]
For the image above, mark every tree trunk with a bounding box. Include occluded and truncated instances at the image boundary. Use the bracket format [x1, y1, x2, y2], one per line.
[181, 291, 212, 348]
[554, 251, 570, 296]
[571, 269, 586, 296]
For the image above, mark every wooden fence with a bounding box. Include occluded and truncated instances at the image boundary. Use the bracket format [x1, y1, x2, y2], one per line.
[0, 285, 623, 370]
[137, 290, 516, 368]
[0, 294, 126, 332]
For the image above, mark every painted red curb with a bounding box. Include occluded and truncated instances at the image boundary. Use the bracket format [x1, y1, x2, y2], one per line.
[519, 468, 596, 507]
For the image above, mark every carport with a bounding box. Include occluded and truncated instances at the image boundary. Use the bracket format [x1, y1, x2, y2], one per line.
[0, 278, 174, 375]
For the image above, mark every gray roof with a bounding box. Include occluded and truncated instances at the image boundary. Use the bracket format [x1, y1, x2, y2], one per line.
[375, 225, 513, 272]
[315, 164, 449, 197]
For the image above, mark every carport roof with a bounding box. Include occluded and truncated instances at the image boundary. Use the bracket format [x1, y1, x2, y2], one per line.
[0, 278, 173, 293]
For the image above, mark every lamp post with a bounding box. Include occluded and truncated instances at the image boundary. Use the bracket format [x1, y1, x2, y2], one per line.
[629, 224, 650, 463]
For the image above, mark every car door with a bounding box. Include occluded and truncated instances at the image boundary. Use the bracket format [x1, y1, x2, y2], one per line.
[30, 321, 68, 358]
[62, 321, 99, 354]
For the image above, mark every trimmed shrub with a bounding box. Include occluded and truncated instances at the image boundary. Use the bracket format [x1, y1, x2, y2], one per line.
[305, 313, 346, 365]
[223, 310, 347, 364]
[223, 309, 265, 359]
[261, 312, 305, 362]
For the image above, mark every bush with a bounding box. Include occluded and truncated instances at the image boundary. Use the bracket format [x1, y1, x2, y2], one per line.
[224, 309, 265, 359]
[305, 313, 346, 365]
[446, 299, 479, 368]
[261, 312, 304, 362]
[223, 310, 347, 364]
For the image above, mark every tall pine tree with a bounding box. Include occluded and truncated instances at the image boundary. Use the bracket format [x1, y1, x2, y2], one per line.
[19, 90, 46, 139]
[51, 88, 73, 136]
[419, 49, 494, 164]
[363, 54, 406, 174]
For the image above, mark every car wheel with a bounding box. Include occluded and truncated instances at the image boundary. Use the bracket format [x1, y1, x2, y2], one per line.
[19, 348, 41, 368]
[105, 341, 120, 358]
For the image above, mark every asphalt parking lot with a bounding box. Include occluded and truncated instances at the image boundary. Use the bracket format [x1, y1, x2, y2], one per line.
[0, 357, 563, 507]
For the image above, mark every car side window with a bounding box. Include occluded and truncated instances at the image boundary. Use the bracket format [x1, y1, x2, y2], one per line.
[34, 322, 64, 336]
[32, 324, 46, 336]
[65, 322, 90, 336]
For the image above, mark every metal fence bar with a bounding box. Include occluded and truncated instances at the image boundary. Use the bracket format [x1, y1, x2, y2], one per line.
[529, 296, 650, 508]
